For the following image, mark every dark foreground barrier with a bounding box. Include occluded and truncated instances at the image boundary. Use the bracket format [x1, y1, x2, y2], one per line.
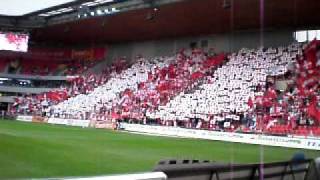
[153, 158, 320, 180]
[38, 158, 320, 180]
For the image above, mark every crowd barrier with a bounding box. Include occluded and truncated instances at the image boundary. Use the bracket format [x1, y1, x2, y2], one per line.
[121, 123, 320, 150]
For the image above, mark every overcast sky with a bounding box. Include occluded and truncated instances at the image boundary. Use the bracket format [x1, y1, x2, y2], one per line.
[0, 0, 75, 16]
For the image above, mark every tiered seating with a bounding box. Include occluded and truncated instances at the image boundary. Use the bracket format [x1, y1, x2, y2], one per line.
[19, 59, 60, 75]
[49, 57, 154, 119]
[13, 59, 127, 115]
[19, 60, 91, 76]
[44, 49, 224, 120]
[250, 40, 320, 137]
[13, 89, 69, 115]
[0, 59, 9, 72]
[311, 126, 320, 136]
[115, 49, 226, 120]
[293, 126, 311, 136]
[14, 42, 320, 137]
[63, 60, 97, 75]
[150, 44, 302, 123]
[265, 124, 291, 135]
[6, 57, 101, 76]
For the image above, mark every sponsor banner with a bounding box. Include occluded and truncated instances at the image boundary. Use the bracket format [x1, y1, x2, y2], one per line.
[47, 118, 90, 127]
[28, 48, 71, 59]
[94, 120, 116, 129]
[305, 140, 320, 149]
[71, 48, 106, 60]
[16, 115, 33, 122]
[95, 123, 115, 129]
[72, 49, 94, 60]
[68, 119, 90, 127]
[32, 116, 47, 123]
[121, 123, 320, 150]
[0, 47, 105, 61]
[0, 48, 71, 60]
[47, 118, 68, 125]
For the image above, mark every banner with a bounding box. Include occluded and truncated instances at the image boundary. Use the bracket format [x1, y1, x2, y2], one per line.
[47, 118, 68, 125]
[47, 118, 90, 127]
[32, 116, 47, 123]
[16, 115, 33, 122]
[121, 123, 320, 150]
[71, 49, 94, 60]
[28, 48, 71, 59]
[71, 48, 106, 60]
[92, 119, 116, 129]
[95, 122, 116, 129]
[0, 47, 106, 61]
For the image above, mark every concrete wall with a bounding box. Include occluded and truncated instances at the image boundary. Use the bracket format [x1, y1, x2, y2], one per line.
[107, 39, 176, 62]
[174, 30, 295, 53]
[105, 29, 296, 63]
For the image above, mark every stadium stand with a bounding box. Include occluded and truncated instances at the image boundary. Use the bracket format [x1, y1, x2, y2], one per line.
[11, 58, 127, 115]
[0, 47, 105, 76]
[47, 56, 150, 119]
[8, 58, 95, 76]
[113, 49, 226, 121]
[13, 41, 320, 138]
[39, 49, 221, 119]
[148, 43, 303, 129]
[250, 40, 320, 137]
[1, 0, 320, 179]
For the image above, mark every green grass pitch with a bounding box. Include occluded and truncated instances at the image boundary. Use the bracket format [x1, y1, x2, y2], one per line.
[0, 119, 319, 179]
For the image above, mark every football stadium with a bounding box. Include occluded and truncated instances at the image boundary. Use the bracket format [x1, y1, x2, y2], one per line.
[0, 0, 320, 179]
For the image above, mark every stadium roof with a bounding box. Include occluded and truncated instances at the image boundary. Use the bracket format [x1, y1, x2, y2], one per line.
[0, 0, 76, 16]
[23, 0, 124, 18]
[0, 0, 178, 30]
[0, 0, 319, 44]
[0, 0, 124, 17]
[32, 0, 320, 44]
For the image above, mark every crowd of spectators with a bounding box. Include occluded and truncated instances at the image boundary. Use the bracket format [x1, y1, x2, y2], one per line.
[12, 58, 128, 115]
[149, 43, 303, 131]
[12, 41, 320, 137]
[49, 55, 173, 119]
[44, 49, 225, 121]
[113, 50, 226, 121]
[249, 40, 320, 137]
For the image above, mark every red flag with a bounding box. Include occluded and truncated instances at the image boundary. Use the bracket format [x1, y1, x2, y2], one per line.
[307, 100, 320, 123]
[248, 97, 254, 108]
